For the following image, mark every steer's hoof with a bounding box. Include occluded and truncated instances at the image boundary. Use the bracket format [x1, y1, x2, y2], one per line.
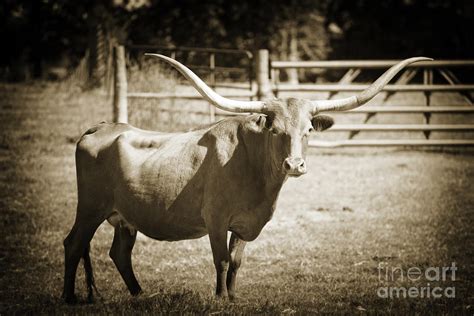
[86, 293, 95, 304]
[228, 293, 238, 302]
[214, 293, 228, 301]
[131, 287, 143, 297]
[63, 294, 78, 305]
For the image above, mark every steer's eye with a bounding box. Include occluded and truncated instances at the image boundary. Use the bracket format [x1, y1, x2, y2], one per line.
[270, 128, 279, 135]
[308, 127, 315, 133]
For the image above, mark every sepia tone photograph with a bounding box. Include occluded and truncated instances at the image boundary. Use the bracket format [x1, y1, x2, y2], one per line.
[0, 0, 473, 314]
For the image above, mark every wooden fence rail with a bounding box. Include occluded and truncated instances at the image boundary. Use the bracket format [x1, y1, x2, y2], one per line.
[127, 91, 255, 99]
[309, 139, 474, 147]
[272, 60, 474, 69]
[330, 124, 474, 132]
[275, 84, 474, 92]
[330, 106, 474, 113]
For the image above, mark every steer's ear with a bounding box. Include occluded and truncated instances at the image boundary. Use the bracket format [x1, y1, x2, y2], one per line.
[311, 115, 334, 132]
[250, 114, 273, 132]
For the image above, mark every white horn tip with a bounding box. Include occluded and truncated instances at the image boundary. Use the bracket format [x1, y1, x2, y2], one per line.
[410, 56, 434, 62]
[145, 53, 168, 59]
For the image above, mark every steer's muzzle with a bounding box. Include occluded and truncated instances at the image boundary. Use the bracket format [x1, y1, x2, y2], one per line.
[282, 157, 307, 176]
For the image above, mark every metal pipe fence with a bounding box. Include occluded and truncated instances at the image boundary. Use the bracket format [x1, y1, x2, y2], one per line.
[113, 46, 474, 147]
[271, 58, 474, 147]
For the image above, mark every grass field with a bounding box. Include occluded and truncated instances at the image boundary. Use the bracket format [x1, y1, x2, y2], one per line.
[0, 83, 473, 314]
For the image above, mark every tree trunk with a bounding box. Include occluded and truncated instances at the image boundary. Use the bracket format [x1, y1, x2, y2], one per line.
[88, 21, 107, 88]
[30, 0, 42, 78]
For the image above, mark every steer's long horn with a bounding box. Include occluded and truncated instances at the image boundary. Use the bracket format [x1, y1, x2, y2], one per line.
[145, 53, 266, 113]
[311, 57, 433, 114]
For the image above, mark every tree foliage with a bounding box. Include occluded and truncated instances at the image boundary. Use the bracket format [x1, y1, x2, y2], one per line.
[0, 0, 472, 80]
[326, 0, 474, 59]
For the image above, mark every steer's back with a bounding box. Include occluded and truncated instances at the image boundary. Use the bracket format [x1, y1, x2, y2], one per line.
[75, 122, 210, 241]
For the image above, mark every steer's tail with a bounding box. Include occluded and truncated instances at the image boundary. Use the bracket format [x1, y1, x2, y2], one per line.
[83, 244, 101, 302]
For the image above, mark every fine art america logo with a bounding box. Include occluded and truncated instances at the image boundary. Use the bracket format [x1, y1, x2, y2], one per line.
[377, 262, 457, 298]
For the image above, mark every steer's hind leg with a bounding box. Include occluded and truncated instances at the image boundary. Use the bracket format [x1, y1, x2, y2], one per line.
[83, 244, 101, 303]
[63, 213, 103, 304]
[226, 232, 247, 300]
[109, 223, 142, 296]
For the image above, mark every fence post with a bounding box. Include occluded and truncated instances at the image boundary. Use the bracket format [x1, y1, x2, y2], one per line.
[209, 53, 216, 122]
[113, 45, 128, 123]
[256, 49, 272, 100]
[423, 68, 433, 139]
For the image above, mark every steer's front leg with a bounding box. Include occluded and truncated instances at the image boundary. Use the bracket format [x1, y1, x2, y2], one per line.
[208, 227, 230, 298]
[226, 232, 246, 300]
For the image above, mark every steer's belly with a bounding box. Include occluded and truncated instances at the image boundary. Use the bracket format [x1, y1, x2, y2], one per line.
[113, 200, 208, 241]
[138, 215, 208, 241]
[112, 183, 208, 241]
[109, 130, 208, 241]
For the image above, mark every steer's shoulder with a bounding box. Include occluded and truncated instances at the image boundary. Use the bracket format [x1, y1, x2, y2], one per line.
[205, 115, 250, 139]
[202, 116, 251, 165]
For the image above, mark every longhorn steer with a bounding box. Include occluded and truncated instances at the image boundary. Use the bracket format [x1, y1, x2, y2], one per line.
[62, 55, 430, 303]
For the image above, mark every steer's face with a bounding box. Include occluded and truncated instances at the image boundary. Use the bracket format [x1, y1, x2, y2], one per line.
[253, 98, 334, 177]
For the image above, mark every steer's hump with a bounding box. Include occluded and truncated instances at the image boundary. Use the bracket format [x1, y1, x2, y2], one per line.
[77, 123, 127, 158]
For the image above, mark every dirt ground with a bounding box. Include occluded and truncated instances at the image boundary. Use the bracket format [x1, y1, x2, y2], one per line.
[0, 83, 473, 314]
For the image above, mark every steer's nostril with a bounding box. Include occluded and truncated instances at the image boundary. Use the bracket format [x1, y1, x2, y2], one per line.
[283, 159, 292, 171]
[298, 160, 307, 173]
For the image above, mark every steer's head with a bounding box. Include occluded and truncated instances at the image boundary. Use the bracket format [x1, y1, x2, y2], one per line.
[247, 98, 334, 177]
[146, 54, 431, 177]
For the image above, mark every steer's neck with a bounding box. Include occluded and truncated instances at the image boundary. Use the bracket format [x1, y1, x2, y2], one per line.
[244, 131, 287, 200]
